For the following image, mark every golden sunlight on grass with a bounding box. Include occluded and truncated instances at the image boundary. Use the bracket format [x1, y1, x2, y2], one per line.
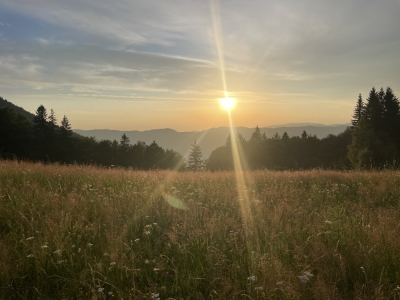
[1, 160, 400, 298]
[220, 97, 236, 111]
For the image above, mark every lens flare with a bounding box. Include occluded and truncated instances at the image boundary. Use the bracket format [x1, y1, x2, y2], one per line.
[220, 97, 236, 111]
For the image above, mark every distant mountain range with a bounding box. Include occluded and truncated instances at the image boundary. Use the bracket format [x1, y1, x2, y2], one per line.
[0, 96, 349, 158]
[75, 124, 350, 158]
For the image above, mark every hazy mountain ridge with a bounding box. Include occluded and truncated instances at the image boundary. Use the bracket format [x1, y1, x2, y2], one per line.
[75, 125, 349, 158]
[0, 97, 349, 158]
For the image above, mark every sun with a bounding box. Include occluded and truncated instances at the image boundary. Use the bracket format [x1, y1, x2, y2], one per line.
[220, 97, 236, 111]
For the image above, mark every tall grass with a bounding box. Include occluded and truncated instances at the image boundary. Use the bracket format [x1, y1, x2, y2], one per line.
[0, 160, 400, 299]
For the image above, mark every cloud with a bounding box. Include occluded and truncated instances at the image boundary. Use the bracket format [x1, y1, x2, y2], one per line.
[1, 0, 400, 107]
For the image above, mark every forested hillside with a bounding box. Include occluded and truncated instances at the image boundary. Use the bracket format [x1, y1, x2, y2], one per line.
[207, 87, 400, 170]
[1, 86, 399, 170]
[0, 103, 185, 170]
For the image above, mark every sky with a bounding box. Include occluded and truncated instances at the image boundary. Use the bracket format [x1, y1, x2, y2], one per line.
[0, 0, 399, 131]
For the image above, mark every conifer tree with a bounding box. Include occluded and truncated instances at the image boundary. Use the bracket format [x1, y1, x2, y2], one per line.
[250, 125, 262, 142]
[351, 94, 364, 129]
[187, 140, 203, 171]
[33, 105, 48, 139]
[120, 133, 131, 148]
[382, 87, 399, 142]
[60, 115, 73, 137]
[32, 105, 50, 160]
[47, 109, 58, 157]
[364, 87, 383, 132]
[282, 132, 289, 141]
[48, 109, 57, 132]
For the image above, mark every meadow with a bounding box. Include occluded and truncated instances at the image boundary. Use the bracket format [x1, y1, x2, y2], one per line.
[0, 160, 400, 299]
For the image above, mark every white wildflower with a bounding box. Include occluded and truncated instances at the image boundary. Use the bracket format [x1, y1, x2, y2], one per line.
[247, 275, 256, 282]
[72, 244, 76, 248]
[41, 245, 48, 249]
[110, 262, 116, 267]
[26, 237, 34, 241]
[98, 287, 104, 292]
[27, 254, 34, 258]
[87, 243, 93, 247]
[298, 271, 313, 283]
[151, 293, 160, 299]
[153, 268, 160, 271]
[255, 286, 263, 291]
[108, 291, 113, 296]
[57, 260, 65, 264]
[134, 239, 140, 242]
[304, 271, 313, 278]
[144, 230, 151, 235]
[298, 274, 309, 283]
[53, 250, 62, 254]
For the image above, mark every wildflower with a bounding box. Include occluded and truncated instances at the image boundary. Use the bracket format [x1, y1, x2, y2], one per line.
[98, 287, 104, 292]
[151, 293, 160, 299]
[144, 230, 151, 235]
[153, 223, 158, 226]
[72, 244, 76, 248]
[57, 260, 65, 264]
[325, 220, 332, 224]
[41, 245, 48, 249]
[255, 286, 263, 291]
[152, 259, 156, 263]
[298, 271, 313, 283]
[298, 274, 309, 283]
[53, 250, 62, 254]
[153, 268, 160, 271]
[108, 291, 113, 296]
[27, 254, 34, 258]
[110, 262, 116, 267]
[134, 239, 140, 242]
[26, 237, 34, 241]
[87, 243, 93, 247]
[303, 271, 313, 278]
[247, 275, 256, 282]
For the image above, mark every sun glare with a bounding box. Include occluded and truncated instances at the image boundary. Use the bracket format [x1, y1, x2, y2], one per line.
[220, 97, 236, 111]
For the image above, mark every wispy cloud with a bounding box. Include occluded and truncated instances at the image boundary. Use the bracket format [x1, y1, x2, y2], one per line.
[0, 0, 400, 129]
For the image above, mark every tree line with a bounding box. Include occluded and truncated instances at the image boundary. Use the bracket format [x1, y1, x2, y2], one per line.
[206, 86, 399, 171]
[0, 104, 185, 170]
[1, 86, 399, 171]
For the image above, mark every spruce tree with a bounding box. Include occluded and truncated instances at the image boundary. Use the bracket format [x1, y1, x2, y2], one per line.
[282, 132, 289, 141]
[33, 105, 48, 139]
[60, 115, 73, 138]
[351, 94, 364, 129]
[120, 133, 131, 148]
[48, 108, 57, 132]
[187, 140, 203, 171]
[250, 125, 262, 142]
[382, 87, 399, 143]
[32, 105, 50, 160]
[364, 87, 383, 132]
